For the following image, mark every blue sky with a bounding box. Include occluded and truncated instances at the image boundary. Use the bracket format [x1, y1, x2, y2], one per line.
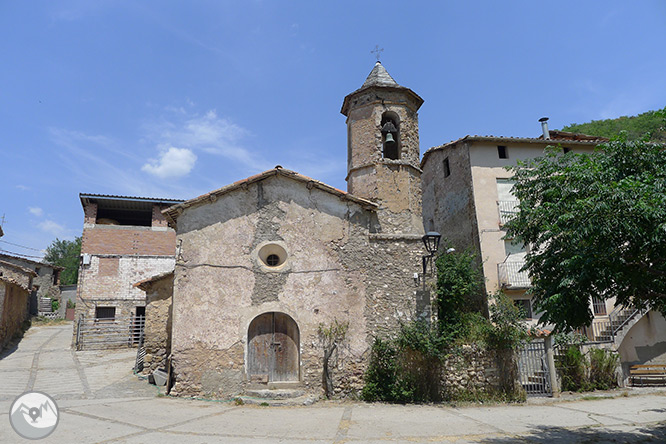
[1, 1, 665, 258]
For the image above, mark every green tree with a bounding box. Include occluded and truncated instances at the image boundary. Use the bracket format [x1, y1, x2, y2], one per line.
[505, 137, 666, 330]
[434, 248, 486, 336]
[561, 107, 666, 142]
[44, 237, 81, 285]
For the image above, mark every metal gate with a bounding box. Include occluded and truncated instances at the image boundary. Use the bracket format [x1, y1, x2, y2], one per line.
[517, 340, 552, 396]
[75, 315, 145, 351]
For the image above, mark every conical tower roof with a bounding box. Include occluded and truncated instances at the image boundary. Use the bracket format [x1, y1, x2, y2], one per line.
[341, 62, 423, 116]
[361, 61, 399, 88]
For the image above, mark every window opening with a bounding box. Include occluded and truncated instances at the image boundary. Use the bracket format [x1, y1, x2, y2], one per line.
[381, 113, 400, 160]
[497, 145, 508, 159]
[96, 306, 116, 321]
[592, 297, 607, 316]
[443, 157, 451, 177]
[266, 254, 280, 267]
[563, 147, 571, 154]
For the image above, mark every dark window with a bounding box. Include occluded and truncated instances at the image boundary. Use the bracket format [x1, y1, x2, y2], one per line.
[497, 146, 508, 159]
[563, 147, 571, 154]
[443, 158, 451, 177]
[514, 299, 533, 319]
[592, 297, 607, 316]
[266, 254, 280, 267]
[53, 270, 60, 285]
[35, 267, 41, 275]
[96, 306, 116, 321]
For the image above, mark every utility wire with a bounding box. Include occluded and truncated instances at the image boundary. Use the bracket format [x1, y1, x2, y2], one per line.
[0, 239, 45, 252]
[0, 248, 45, 259]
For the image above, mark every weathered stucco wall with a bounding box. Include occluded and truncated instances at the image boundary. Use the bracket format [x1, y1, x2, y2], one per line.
[345, 87, 424, 235]
[141, 275, 173, 374]
[169, 175, 424, 399]
[421, 143, 479, 254]
[618, 311, 666, 366]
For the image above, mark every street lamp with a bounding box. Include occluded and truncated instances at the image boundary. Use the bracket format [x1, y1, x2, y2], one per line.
[421, 232, 442, 290]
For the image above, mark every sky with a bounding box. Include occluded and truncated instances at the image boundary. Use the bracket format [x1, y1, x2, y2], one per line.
[1, 1, 665, 259]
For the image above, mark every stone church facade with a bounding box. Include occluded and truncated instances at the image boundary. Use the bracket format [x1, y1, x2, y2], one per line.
[161, 62, 431, 398]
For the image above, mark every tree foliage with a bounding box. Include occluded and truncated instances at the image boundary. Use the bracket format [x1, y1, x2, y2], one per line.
[44, 237, 81, 285]
[505, 137, 666, 330]
[561, 107, 666, 142]
[434, 248, 486, 335]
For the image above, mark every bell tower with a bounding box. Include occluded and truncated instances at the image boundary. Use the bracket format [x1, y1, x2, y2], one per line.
[341, 62, 424, 235]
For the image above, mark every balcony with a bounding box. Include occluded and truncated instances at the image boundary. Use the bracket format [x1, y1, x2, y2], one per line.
[498, 260, 531, 289]
[498, 200, 519, 225]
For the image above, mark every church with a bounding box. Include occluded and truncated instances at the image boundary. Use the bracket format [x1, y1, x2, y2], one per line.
[154, 61, 430, 398]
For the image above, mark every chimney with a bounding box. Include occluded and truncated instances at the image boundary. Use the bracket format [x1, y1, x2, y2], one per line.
[539, 117, 550, 140]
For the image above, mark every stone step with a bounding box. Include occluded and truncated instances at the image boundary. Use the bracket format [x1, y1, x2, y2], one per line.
[244, 388, 305, 399]
[238, 394, 318, 407]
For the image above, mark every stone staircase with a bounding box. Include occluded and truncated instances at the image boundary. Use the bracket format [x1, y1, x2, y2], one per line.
[592, 307, 643, 345]
[239, 382, 318, 406]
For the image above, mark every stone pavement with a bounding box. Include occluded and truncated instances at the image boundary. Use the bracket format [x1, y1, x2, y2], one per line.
[1, 323, 665, 443]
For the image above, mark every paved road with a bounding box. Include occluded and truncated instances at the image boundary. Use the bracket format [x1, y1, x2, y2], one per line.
[1, 324, 665, 443]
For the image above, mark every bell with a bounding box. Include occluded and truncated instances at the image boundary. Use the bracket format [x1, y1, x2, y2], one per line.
[384, 132, 395, 144]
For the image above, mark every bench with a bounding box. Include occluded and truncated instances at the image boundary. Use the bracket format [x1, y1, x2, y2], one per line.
[629, 364, 666, 387]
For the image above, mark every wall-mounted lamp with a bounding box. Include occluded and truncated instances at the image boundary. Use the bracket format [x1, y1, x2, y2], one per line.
[421, 232, 442, 290]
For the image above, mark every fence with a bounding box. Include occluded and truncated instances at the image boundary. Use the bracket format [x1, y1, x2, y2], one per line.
[517, 339, 553, 397]
[75, 315, 145, 351]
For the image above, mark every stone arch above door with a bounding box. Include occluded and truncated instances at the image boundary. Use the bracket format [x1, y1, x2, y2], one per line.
[247, 312, 300, 382]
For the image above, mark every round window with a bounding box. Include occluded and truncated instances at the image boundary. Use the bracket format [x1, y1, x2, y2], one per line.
[258, 243, 287, 268]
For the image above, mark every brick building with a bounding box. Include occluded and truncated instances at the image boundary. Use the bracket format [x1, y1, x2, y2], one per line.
[74, 194, 183, 347]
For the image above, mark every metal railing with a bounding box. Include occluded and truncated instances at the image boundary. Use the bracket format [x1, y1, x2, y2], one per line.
[498, 260, 531, 289]
[75, 315, 145, 350]
[498, 200, 519, 225]
[581, 305, 642, 343]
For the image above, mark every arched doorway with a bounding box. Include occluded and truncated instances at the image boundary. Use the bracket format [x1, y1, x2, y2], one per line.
[247, 312, 300, 382]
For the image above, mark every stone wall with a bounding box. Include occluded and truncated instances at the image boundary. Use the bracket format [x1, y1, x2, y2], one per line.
[76, 255, 175, 320]
[441, 345, 507, 397]
[0, 283, 29, 349]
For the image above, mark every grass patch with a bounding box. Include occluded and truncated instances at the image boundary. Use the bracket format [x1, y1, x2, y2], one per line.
[31, 316, 70, 326]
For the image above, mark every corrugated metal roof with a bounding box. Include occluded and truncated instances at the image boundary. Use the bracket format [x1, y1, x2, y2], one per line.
[80, 193, 185, 211]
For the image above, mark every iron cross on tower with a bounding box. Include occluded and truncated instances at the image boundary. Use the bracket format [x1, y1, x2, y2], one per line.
[371, 45, 384, 62]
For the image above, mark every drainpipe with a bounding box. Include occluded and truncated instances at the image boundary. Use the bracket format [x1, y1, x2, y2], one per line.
[539, 117, 550, 140]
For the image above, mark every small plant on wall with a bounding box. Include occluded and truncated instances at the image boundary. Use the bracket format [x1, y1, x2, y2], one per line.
[317, 319, 349, 399]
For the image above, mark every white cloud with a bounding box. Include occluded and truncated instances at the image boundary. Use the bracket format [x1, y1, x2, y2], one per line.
[16, 185, 30, 191]
[144, 109, 265, 169]
[29, 207, 44, 217]
[38, 220, 68, 237]
[142, 147, 197, 179]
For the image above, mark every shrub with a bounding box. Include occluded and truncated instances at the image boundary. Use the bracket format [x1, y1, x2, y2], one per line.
[557, 345, 590, 392]
[589, 348, 619, 390]
[51, 299, 60, 312]
[361, 338, 397, 402]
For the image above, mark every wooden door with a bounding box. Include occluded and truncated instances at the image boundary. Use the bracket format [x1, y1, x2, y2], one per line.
[247, 312, 299, 382]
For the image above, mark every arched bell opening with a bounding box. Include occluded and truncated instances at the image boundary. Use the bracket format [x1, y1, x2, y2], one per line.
[247, 312, 300, 382]
[381, 112, 401, 160]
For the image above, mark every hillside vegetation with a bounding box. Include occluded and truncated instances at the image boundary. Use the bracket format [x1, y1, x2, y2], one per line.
[561, 108, 666, 142]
